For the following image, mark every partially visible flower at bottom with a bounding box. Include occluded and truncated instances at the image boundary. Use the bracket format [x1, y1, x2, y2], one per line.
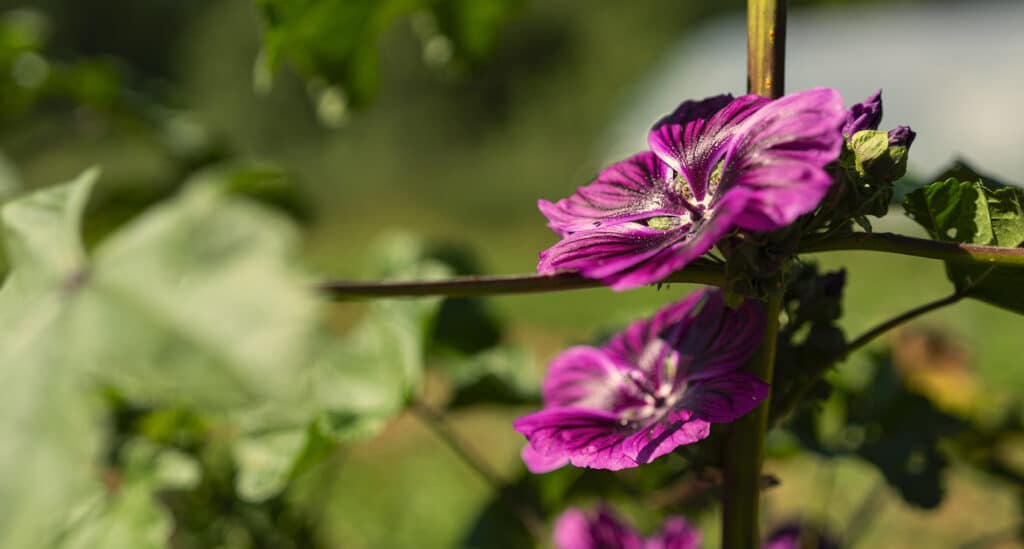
[553, 506, 700, 549]
[551, 509, 843, 549]
[515, 288, 769, 472]
[762, 522, 841, 549]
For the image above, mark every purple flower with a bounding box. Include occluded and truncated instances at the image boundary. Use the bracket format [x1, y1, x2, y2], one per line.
[887, 125, 916, 148]
[844, 91, 916, 149]
[514, 289, 768, 472]
[537, 88, 846, 290]
[763, 523, 840, 549]
[841, 90, 882, 138]
[553, 506, 700, 549]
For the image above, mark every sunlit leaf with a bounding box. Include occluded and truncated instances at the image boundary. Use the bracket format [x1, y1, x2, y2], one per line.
[903, 173, 1024, 313]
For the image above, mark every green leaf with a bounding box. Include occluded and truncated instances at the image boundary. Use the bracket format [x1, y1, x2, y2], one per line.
[442, 346, 540, 409]
[0, 169, 105, 549]
[0, 168, 328, 535]
[55, 440, 193, 549]
[82, 181, 322, 410]
[253, 0, 523, 109]
[316, 235, 449, 440]
[232, 428, 309, 503]
[790, 352, 966, 508]
[432, 0, 525, 64]
[255, 0, 415, 108]
[903, 176, 1024, 312]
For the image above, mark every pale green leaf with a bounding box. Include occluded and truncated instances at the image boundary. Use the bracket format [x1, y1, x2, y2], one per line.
[0, 170, 104, 549]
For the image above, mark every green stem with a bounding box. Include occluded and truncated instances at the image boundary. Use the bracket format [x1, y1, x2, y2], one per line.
[722, 293, 782, 549]
[800, 232, 1024, 267]
[746, 0, 786, 97]
[770, 266, 994, 426]
[720, 1, 787, 546]
[409, 400, 545, 540]
[319, 265, 725, 300]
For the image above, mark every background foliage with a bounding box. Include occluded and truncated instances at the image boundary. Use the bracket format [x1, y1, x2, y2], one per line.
[0, 0, 1021, 547]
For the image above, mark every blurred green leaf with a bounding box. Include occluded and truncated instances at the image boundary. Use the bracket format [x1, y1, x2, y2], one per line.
[791, 352, 967, 508]
[56, 440, 199, 549]
[0, 169, 104, 548]
[82, 180, 321, 410]
[317, 236, 450, 440]
[233, 428, 309, 503]
[184, 162, 314, 224]
[443, 346, 539, 409]
[903, 173, 1024, 313]
[770, 263, 847, 423]
[0, 151, 21, 202]
[431, 0, 525, 64]
[254, 0, 524, 110]
[0, 167, 328, 537]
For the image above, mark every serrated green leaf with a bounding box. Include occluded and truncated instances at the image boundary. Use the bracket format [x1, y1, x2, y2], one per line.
[903, 176, 1024, 313]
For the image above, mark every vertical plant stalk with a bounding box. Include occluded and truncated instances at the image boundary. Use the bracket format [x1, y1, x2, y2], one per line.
[721, 2, 787, 546]
[721, 293, 782, 548]
[746, 0, 786, 97]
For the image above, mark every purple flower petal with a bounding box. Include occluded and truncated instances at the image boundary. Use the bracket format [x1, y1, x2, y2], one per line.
[670, 290, 766, 382]
[653, 517, 702, 549]
[888, 125, 916, 147]
[552, 507, 702, 549]
[604, 289, 765, 383]
[680, 371, 769, 423]
[553, 507, 645, 549]
[521, 443, 569, 474]
[539, 152, 678, 238]
[514, 408, 709, 471]
[542, 346, 643, 411]
[842, 90, 883, 138]
[537, 196, 743, 290]
[649, 94, 769, 202]
[762, 522, 840, 549]
[721, 88, 846, 230]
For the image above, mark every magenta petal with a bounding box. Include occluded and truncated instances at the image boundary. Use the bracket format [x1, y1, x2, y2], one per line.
[653, 517, 702, 549]
[536, 203, 738, 291]
[542, 346, 641, 410]
[622, 410, 710, 466]
[514, 408, 709, 471]
[649, 94, 769, 202]
[514, 408, 637, 470]
[553, 507, 646, 549]
[842, 90, 883, 138]
[539, 152, 677, 238]
[722, 87, 846, 230]
[606, 288, 765, 382]
[681, 372, 769, 423]
[671, 288, 766, 382]
[521, 443, 569, 474]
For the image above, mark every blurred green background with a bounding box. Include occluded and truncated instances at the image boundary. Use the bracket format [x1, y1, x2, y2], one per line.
[1, 0, 1022, 546]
